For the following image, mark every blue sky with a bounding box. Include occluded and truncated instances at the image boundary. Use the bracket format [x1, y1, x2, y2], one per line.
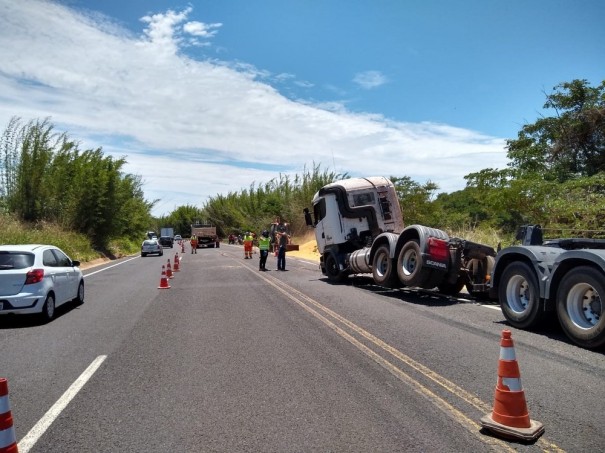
[0, 0, 603, 216]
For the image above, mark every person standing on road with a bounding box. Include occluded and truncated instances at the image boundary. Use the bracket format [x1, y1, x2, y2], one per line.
[243, 231, 254, 259]
[258, 230, 271, 271]
[276, 228, 290, 271]
[190, 235, 198, 253]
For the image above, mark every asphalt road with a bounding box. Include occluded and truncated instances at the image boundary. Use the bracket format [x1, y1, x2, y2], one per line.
[1, 243, 604, 452]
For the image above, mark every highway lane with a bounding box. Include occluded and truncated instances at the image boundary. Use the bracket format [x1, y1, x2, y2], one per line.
[1, 243, 603, 451]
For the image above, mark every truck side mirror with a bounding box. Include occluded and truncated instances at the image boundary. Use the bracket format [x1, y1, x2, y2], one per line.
[303, 208, 314, 227]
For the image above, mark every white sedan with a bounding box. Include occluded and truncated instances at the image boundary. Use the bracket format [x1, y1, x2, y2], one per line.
[0, 244, 84, 322]
[141, 239, 163, 257]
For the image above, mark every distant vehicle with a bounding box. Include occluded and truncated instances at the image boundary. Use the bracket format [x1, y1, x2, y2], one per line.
[191, 223, 220, 248]
[141, 239, 163, 257]
[174, 234, 183, 241]
[147, 231, 157, 240]
[159, 228, 174, 248]
[159, 236, 174, 248]
[0, 244, 84, 322]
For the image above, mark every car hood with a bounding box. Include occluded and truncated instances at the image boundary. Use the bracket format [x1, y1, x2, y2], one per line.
[0, 271, 27, 296]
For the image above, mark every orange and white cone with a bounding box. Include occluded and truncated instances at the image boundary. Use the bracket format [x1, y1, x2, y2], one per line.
[166, 259, 173, 279]
[173, 253, 180, 272]
[158, 265, 171, 289]
[0, 378, 18, 453]
[480, 330, 544, 441]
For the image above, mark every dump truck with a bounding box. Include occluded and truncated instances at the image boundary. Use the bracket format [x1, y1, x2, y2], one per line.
[191, 223, 220, 248]
[304, 176, 496, 296]
[490, 224, 605, 349]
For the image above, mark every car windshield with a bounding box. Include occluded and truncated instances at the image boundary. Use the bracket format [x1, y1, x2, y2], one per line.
[143, 240, 157, 245]
[0, 251, 35, 270]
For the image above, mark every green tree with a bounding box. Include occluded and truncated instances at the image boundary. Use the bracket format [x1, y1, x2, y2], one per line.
[507, 79, 605, 181]
[390, 176, 439, 226]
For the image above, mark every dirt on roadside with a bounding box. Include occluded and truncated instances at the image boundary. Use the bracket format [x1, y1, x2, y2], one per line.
[286, 232, 320, 262]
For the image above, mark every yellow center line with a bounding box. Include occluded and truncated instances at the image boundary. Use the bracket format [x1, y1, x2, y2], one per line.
[237, 258, 565, 453]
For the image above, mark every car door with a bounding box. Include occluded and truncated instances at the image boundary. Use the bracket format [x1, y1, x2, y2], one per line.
[52, 248, 78, 304]
[42, 248, 66, 304]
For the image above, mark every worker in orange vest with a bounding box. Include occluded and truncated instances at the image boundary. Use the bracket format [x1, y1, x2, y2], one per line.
[190, 235, 198, 253]
[243, 231, 254, 259]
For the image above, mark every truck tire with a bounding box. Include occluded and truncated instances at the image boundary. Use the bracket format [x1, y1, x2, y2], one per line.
[556, 266, 605, 349]
[324, 252, 346, 283]
[372, 245, 399, 287]
[397, 240, 427, 287]
[499, 262, 543, 329]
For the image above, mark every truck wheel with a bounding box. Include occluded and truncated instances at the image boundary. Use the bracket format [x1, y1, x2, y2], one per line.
[397, 240, 426, 287]
[499, 262, 543, 329]
[556, 266, 605, 349]
[372, 245, 399, 287]
[325, 252, 345, 283]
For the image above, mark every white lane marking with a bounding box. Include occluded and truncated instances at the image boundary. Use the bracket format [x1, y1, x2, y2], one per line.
[83, 257, 139, 278]
[481, 304, 502, 311]
[17, 355, 107, 453]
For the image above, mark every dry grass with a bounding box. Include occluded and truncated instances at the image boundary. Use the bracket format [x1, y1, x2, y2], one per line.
[0, 212, 121, 263]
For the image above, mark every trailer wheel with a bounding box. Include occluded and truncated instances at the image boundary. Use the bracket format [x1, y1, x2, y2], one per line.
[556, 266, 605, 349]
[372, 245, 399, 287]
[397, 240, 426, 287]
[324, 252, 346, 283]
[499, 262, 543, 329]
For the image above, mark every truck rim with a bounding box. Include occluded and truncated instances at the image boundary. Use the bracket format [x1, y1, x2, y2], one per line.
[375, 252, 388, 278]
[505, 275, 530, 313]
[566, 282, 602, 329]
[401, 248, 417, 276]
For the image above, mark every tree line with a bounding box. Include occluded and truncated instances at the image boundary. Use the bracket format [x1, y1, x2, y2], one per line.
[0, 117, 153, 249]
[2, 79, 604, 251]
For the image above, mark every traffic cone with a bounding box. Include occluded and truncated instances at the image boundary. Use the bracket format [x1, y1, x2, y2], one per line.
[181, 242, 185, 253]
[0, 378, 18, 453]
[173, 253, 180, 272]
[480, 330, 544, 441]
[166, 259, 173, 279]
[158, 265, 171, 289]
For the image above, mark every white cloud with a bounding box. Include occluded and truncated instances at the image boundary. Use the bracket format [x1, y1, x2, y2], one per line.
[0, 0, 508, 217]
[353, 70, 388, 89]
[183, 21, 222, 38]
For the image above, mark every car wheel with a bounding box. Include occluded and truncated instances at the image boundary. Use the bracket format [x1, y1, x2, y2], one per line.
[41, 293, 56, 322]
[141, 253, 147, 257]
[159, 251, 163, 256]
[74, 280, 85, 305]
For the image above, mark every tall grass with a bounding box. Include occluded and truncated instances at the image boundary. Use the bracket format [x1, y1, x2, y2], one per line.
[0, 212, 138, 262]
[446, 224, 512, 250]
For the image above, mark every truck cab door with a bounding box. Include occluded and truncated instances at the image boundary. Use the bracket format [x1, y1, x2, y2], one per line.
[314, 195, 343, 253]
